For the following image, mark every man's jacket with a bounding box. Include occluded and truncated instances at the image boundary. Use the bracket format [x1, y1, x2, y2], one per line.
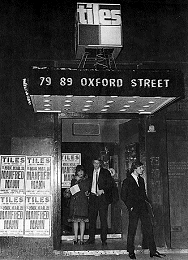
[121, 175, 149, 212]
[89, 167, 113, 204]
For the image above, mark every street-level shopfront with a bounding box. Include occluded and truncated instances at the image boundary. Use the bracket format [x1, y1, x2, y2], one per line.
[0, 66, 184, 255]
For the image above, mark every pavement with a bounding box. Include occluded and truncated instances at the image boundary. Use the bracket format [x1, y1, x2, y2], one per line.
[0, 249, 188, 260]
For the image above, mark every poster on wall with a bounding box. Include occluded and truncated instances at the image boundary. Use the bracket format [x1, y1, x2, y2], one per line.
[24, 195, 51, 237]
[62, 153, 81, 188]
[0, 155, 26, 194]
[26, 156, 52, 195]
[0, 195, 24, 236]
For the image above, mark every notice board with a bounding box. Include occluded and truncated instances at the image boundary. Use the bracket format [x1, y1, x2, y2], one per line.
[0, 155, 52, 237]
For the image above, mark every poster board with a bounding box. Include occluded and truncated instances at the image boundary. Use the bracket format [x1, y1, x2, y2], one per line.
[62, 153, 81, 188]
[0, 155, 52, 237]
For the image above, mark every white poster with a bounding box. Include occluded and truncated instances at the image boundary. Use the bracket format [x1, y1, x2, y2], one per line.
[24, 195, 51, 237]
[62, 153, 81, 188]
[26, 156, 52, 195]
[0, 195, 24, 236]
[0, 156, 26, 194]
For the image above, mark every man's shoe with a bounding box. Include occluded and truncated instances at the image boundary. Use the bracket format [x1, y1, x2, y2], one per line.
[85, 239, 95, 244]
[128, 252, 136, 259]
[102, 241, 107, 246]
[150, 251, 166, 258]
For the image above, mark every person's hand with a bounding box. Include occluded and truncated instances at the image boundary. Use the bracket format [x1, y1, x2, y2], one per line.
[97, 189, 104, 196]
[75, 176, 80, 181]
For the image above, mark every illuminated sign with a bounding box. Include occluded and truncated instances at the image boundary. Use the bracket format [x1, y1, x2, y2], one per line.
[28, 67, 184, 98]
[76, 3, 122, 59]
[77, 3, 121, 25]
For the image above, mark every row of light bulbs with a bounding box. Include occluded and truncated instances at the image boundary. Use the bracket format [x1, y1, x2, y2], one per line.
[42, 95, 157, 113]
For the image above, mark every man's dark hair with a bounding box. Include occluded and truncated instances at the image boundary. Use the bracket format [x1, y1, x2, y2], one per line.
[130, 161, 143, 174]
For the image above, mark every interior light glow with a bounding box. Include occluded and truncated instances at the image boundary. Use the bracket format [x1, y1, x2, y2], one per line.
[64, 104, 71, 107]
[86, 100, 93, 103]
[106, 101, 114, 103]
[101, 109, 108, 112]
[66, 95, 73, 98]
[128, 100, 135, 103]
[43, 95, 51, 98]
[110, 96, 118, 98]
[65, 100, 71, 103]
[148, 101, 155, 104]
[82, 108, 89, 111]
[84, 105, 91, 107]
[44, 104, 51, 107]
[138, 109, 145, 112]
[37, 110, 61, 113]
[123, 105, 130, 108]
[44, 108, 51, 111]
[140, 111, 152, 114]
[44, 99, 51, 102]
[143, 105, 150, 108]
[88, 95, 95, 98]
[120, 109, 126, 112]
[104, 105, 110, 108]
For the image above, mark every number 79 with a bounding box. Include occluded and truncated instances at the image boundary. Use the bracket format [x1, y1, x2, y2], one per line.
[40, 77, 52, 86]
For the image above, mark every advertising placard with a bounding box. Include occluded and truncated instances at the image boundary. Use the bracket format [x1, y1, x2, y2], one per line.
[24, 195, 51, 237]
[0, 156, 26, 194]
[62, 153, 81, 187]
[26, 156, 52, 195]
[0, 195, 24, 236]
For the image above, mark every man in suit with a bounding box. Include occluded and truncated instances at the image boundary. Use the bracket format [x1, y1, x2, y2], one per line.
[121, 161, 166, 259]
[86, 158, 113, 246]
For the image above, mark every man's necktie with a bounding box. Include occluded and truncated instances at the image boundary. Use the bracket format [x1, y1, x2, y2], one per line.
[95, 171, 98, 194]
[137, 176, 139, 186]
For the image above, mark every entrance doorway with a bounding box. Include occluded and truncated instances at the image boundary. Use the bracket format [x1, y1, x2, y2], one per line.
[61, 142, 122, 240]
[59, 118, 141, 251]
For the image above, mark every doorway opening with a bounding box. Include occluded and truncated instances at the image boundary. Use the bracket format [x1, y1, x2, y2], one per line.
[61, 142, 122, 239]
[59, 118, 140, 251]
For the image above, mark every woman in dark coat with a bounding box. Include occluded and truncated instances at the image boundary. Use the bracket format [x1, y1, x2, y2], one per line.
[68, 165, 90, 244]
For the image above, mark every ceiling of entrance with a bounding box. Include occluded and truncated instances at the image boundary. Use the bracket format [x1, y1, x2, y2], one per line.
[31, 95, 176, 115]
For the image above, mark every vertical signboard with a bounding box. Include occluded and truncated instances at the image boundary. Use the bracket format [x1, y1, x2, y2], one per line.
[0, 156, 25, 236]
[25, 156, 52, 237]
[62, 153, 81, 187]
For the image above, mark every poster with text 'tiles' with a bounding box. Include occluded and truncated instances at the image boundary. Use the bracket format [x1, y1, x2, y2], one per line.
[62, 153, 81, 188]
[0, 195, 24, 236]
[0, 156, 26, 195]
[26, 156, 51, 195]
[24, 195, 51, 237]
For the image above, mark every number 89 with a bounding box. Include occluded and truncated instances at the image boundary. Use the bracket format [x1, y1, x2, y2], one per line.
[60, 77, 73, 86]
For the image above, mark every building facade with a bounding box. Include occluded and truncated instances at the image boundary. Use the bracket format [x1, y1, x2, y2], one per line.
[0, 0, 188, 255]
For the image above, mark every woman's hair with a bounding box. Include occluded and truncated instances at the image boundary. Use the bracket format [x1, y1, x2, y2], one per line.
[75, 165, 86, 177]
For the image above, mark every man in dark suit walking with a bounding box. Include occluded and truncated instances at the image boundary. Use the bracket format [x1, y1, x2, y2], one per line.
[86, 158, 113, 246]
[121, 161, 166, 259]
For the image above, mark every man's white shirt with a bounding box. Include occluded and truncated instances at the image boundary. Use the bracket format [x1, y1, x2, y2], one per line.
[131, 172, 139, 186]
[91, 168, 100, 194]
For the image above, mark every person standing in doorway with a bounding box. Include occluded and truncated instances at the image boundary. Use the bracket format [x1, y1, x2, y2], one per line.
[121, 161, 166, 259]
[68, 165, 90, 245]
[86, 158, 113, 246]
